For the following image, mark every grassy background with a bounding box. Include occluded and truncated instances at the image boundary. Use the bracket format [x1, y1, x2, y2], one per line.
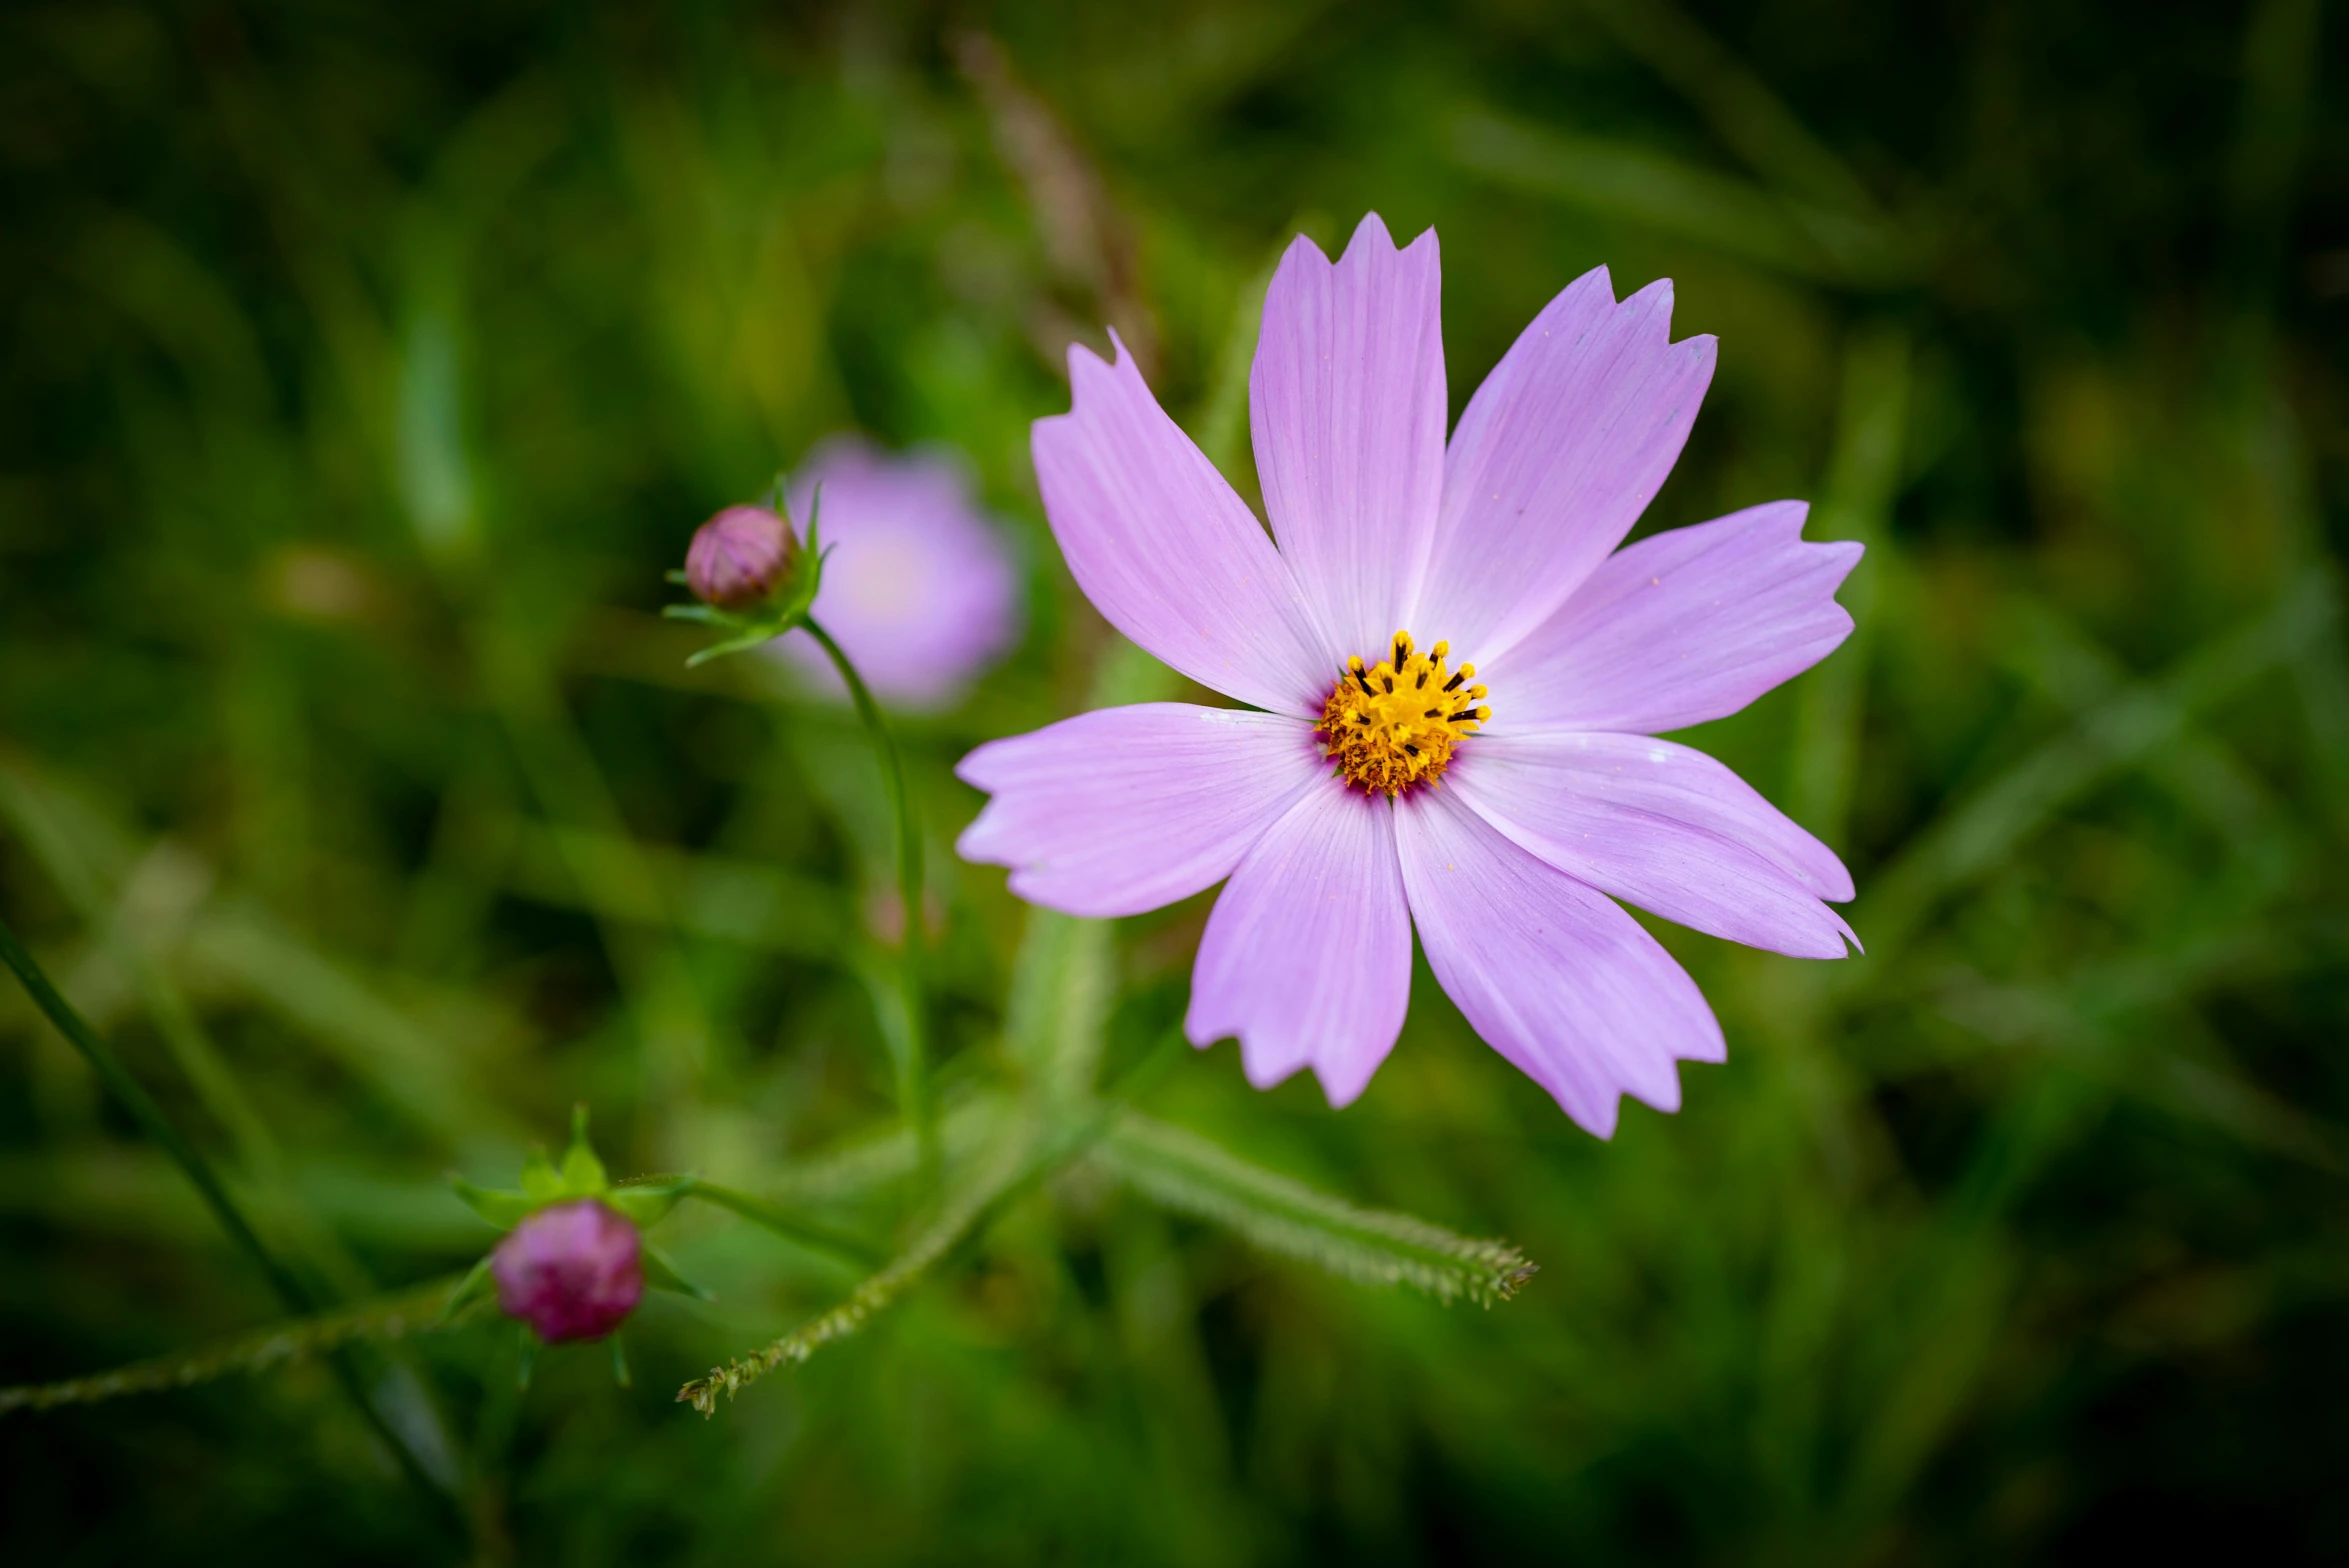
[4, 0, 2348, 1561]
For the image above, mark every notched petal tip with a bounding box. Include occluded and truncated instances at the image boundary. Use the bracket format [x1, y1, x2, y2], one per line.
[1567, 1091, 1622, 1142]
[1834, 914, 1865, 957]
[1340, 208, 1439, 262]
[1312, 1056, 1378, 1110]
[1564, 1049, 1721, 1138]
[1052, 327, 1143, 398]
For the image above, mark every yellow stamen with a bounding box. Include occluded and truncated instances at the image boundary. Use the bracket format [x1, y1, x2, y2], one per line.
[1315, 629, 1490, 796]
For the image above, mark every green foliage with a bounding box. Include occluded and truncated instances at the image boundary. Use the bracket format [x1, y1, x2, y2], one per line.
[1097, 1113, 1536, 1306]
[2, 0, 2347, 1563]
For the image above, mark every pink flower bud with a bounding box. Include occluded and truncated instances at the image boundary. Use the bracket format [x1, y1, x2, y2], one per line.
[492, 1198, 644, 1343]
[684, 505, 799, 610]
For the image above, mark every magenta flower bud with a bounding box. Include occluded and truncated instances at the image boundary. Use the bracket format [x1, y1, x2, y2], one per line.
[685, 504, 799, 610]
[492, 1198, 644, 1343]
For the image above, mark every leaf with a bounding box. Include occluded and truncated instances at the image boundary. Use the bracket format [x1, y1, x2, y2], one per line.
[1095, 1114, 1536, 1306]
[607, 1176, 693, 1230]
[1002, 910, 1114, 1106]
[641, 1243, 714, 1301]
[434, 1254, 498, 1327]
[449, 1176, 533, 1230]
[1852, 575, 2338, 972]
[1447, 110, 1908, 286]
[519, 1148, 563, 1202]
[185, 902, 518, 1141]
[560, 1103, 607, 1194]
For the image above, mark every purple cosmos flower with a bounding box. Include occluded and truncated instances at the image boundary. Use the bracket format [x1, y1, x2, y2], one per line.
[955, 215, 1862, 1136]
[774, 436, 1021, 710]
[493, 1198, 645, 1343]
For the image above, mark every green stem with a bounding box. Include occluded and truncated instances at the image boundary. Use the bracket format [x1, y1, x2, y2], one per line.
[0, 915, 459, 1521]
[674, 1178, 889, 1269]
[801, 617, 935, 1180]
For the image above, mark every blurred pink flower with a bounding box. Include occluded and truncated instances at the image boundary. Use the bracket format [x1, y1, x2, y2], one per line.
[957, 215, 1863, 1136]
[493, 1198, 643, 1343]
[775, 437, 1020, 709]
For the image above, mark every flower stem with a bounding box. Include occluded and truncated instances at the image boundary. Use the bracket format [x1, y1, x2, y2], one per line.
[672, 1178, 889, 1268]
[0, 914, 460, 1521]
[800, 617, 936, 1181]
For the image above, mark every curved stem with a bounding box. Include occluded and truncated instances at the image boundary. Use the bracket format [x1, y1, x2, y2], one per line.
[800, 618, 936, 1180]
[672, 1178, 888, 1269]
[0, 915, 459, 1522]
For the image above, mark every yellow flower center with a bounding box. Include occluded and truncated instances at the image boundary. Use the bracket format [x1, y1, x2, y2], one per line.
[1316, 630, 1490, 797]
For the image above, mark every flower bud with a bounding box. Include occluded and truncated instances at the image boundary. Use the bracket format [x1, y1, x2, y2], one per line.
[492, 1198, 644, 1343]
[684, 504, 799, 610]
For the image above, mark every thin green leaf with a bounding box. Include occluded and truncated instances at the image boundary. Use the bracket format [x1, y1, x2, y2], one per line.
[1851, 574, 2339, 973]
[519, 1149, 563, 1202]
[449, 1176, 532, 1230]
[1003, 909, 1113, 1106]
[434, 1254, 498, 1328]
[606, 1176, 693, 1230]
[1447, 110, 1907, 285]
[641, 1243, 714, 1301]
[1097, 1114, 1536, 1307]
[560, 1103, 607, 1193]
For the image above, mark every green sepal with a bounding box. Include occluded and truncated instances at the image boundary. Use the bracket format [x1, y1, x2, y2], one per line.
[640, 1243, 714, 1302]
[607, 1176, 692, 1229]
[450, 1176, 535, 1230]
[516, 1326, 540, 1391]
[435, 1254, 499, 1327]
[519, 1146, 563, 1202]
[454, 1107, 623, 1232]
[559, 1103, 608, 1195]
[609, 1334, 632, 1388]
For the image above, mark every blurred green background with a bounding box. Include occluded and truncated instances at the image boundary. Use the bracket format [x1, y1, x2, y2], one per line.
[4, 0, 2348, 1561]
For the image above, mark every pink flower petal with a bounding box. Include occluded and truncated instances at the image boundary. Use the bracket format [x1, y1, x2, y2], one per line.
[1186, 785, 1411, 1108]
[1034, 335, 1333, 715]
[1395, 786, 1724, 1138]
[1448, 734, 1857, 959]
[1250, 214, 1447, 659]
[1495, 501, 1861, 735]
[957, 705, 1325, 918]
[1417, 271, 1715, 663]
